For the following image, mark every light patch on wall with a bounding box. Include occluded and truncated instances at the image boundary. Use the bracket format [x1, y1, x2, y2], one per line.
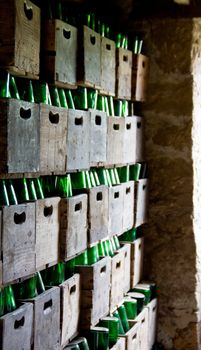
[173, 0, 190, 4]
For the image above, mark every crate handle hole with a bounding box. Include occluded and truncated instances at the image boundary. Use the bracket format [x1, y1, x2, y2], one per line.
[96, 192, 103, 201]
[14, 316, 25, 329]
[24, 1, 33, 20]
[75, 117, 83, 126]
[63, 29, 71, 39]
[142, 318, 145, 323]
[20, 107, 31, 120]
[126, 187, 131, 194]
[106, 44, 111, 50]
[116, 261, 121, 269]
[43, 299, 52, 314]
[113, 124, 120, 131]
[153, 306, 156, 312]
[44, 205, 53, 217]
[139, 244, 141, 250]
[137, 122, 141, 128]
[75, 202, 82, 211]
[100, 266, 106, 274]
[142, 60, 146, 68]
[132, 334, 137, 340]
[143, 185, 146, 190]
[14, 212, 26, 225]
[70, 285, 76, 294]
[49, 111, 59, 124]
[114, 192, 119, 199]
[90, 35, 96, 45]
[95, 115, 102, 125]
[125, 252, 127, 257]
[123, 55, 128, 62]
[126, 123, 131, 130]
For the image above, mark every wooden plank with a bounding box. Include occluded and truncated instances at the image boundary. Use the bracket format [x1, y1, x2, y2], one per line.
[60, 274, 80, 348]
[123, 117, 137, 165]
[146, 299, 157, 349]
[135, 116, 145, 162]
[88, 185, 109, 245]
[134, 179, 149, 228]
[131, 238, 144, 289]
[66, 109, 90, 171]
[132, 54, 150, 102]
[90, 109, 107, 167]
[59, 194, 88, 260]
[110, 249, 125, 312]
[106, 117, 124, 167]
[108, 184, 124, 237]
[135, 308, 149, 350]
[110, 337, 126, 350]
[122, 181, 135, 233]
[120, 321, 140, 350]
[35, 197, 60, 270]
[100, 37, 116, 96]
[120, 244, 131, 294]
[2, 203, 36, 284]
[116, 48, 132, 100]
[0, 303, 33, 350]
[40, 104, 67, 174]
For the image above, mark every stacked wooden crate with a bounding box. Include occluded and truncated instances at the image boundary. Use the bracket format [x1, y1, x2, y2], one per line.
[0, 1, 156, 349]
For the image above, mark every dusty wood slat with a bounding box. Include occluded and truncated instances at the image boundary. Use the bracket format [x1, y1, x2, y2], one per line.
[108, 184, 124, 237]
[110, 249, 125, 312]
[123, 117, 137, 165]
[132, 54, 150, 102]
[100, 37, 116, 96]
[122, 181, 135, 233]
[120, 321, 140, 350]
[106, 117, 124, 167]
[110, 337, 126, 350]
[146, 299, 157, 349]
[135, 116, 145, 162]
[120, 244, 131, 294]
[134, 307, 149, 350]
[90, 109, 107, 167]
[116, 48, 132, 100]
[134, 179, 149, 228]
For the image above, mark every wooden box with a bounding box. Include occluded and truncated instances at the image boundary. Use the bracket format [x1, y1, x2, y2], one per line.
[76, 257, 111, 327]
[77, 25, 101, 88]
[120, 244, 131, 294]
[0, 99, 40, 174]
[41, 20, 77, 87]
[35, 197, 60, 270]
[122, 181, 134, 233]
[106, 117, 124, 167]
[88, 185, 109, 245]
[132, 54, 149, 102]
[120, 321, 140, 350]
[59, 194, 88, 260]
[40, 104, 67, 174]
[116, 48, 132, 100]
[134, 179, 149, 228]
[135, 307, 149, 350]
[90, 109, 107, 167]
[66, 109, 90, 171]
[60, 274, 80, 348]
[108, 184, 124, 237]
[123, 117, 137, 165]
[100, 37, 116, 96]
[110, 337, 126, 350]
[135, 116, 145, 162]
[147, 299, 157, 349]
[110, 249, 125, 312]
[0, 303, 33, 350]
[0, 0, 40, 77]
[1, 203, 36, 284]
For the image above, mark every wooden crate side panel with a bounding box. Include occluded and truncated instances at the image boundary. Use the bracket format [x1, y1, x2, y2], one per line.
[131, 238, 144, 288]
[33, 287, 60, 350]
[0, 0, 15, 66]
[135, 116, 145, 162]
[90, 109, 107, 165]
[123, 117, 137, 165]
[0, 100, 8, 172]
[109, 185, 124, 237]
[110, 250, 125, 311]
[60, 274, 80, 347]
[40, 104, 67, 173]
[123, 181, 134, 233]
[2, 203, 36, 283]
[121, 244, 131, 294]
[132, 54, 150, 102]
[116, 48, 132, 100]
[110, 337, 126, 350]
[101, 37, 116, 96]
[36, 197, 60, 269]
[0, 303, 33, 350]
[107, 117, 124, 166]
[147, 299, 157, 349]
[135, 308, 149, 350]
[8, 99, 40, 173]
[135, 179, 149, 228]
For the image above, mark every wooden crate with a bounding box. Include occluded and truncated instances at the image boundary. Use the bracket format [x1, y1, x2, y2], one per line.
[110, 248, 125, 312]
[41, 20, 77, 87]
[134, 179, 149, 228]
[66, 109, 90, 171]
[108, 184, 124, 237]
[88, 185, 109, 245]
[147, 299, 157, 349]
[135, 116, 145, 162]
[132, 54, 149, 102]
[90, 109, 107, 167]
[60, 274, 80, 348]
[76, 257, 111, 327]
[36, 197, 60, 270]
[59, 194, 88, 260]
[0, 0, 40, 78]
[1, 203, 36, 284]
[0, 303, 33, 350]
[106, 117, 124, 167]
[123, 117, 137, 165]
[120, 321, 140, 350]
[100, 37, 116, 96]
[0, 99, 40, 174]
[120, 244, 131, 294]
[40, 104, 67, 174]
[77, 25, 101, 88]
[122, 181, 134, 233]
[135, 307, 149, 350]
[110, 337, 126, 350]
[116, 48, 132, 100]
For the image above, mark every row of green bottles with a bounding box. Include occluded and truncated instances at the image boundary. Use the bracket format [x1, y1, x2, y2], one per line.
[13, 272, 45, 300]
[0, 285, 16, 317]
[97, 94, 133, 118]
[116, 33, 144, 54]
[71, 170, 100, 190]
[64, 337, 90, 350]
[83, 327, 109, 350]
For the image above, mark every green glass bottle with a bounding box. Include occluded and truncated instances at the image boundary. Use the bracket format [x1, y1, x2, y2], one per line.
[13, 178, 29, 203]
[34, 178, 44, 200]
[9, 76, 20, 100]
[141, 281, 157, 300]
[87, 245, 99, 265]
[132, 286, 151, 305]
[114, 100, 122, 117]
[108, 96, 114, 117]
[85, 171, 92, 189]
[0, 180, 10, 206]
[54, 0, 63, 20]
[99, 317, 119, 346]
[46, 262, 65, 286]
[119, 228, 137, 242]
[33, 81, 52, 105]
[110, 237, 117, 252]
[0, 70, 10, 98]
[117, 304, 130, 332]
[113, 310, 125, 335]
[104, 96, 110, 116]
[6, 180, 18, 205]
[40, 176, 56, 198]
[27, 179, 37, 201]
[23, 274, 38, 299]
[122, 100, 129, 117]
[96, 168, 108, 186]
[93, 170, 100, 186]
[64, 345, 80, 350]
[90, 327, 109, 350]
[113, 235, 120, 250]
[90, 13, 95, 31]
[106, 239, 115, 257]
[65, 89, 75, 109]
[130, 164, 141, 181]
[55, 175, 70, 198]
[36, 272, 45, 294]
[126, 292, 145, 314]
[84, 13, 91, 27]
[105, 169, 112, 187]
[65, 258, 75, 278]
[98, 241, 106, 257]
[118, 166, 130, 183]
[4, 285, 16, 313]
[87, 89, 98, 110]
[0, 288, 4, 316]
[123, 298, 137, 319]
[24, 80, 35, 103]
[70, 337, 89, 350]
[71, 171, 86, 190]
[75, 251, 88, 265]
[116, 33, 122, 49]
[49, 86, 61, 107]
[105, 25, 110, 39]
[90, 171, 96, 188]
[102, 240, 110, 257]
[113, 168, 120, 185]
[97, 95, 105, 112]
[108, 169, 116, 186]
[58, 88, 68, 108]
[73, 87, 88, 110]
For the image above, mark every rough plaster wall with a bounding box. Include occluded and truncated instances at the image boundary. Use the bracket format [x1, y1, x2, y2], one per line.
[128, 18, 200, 349]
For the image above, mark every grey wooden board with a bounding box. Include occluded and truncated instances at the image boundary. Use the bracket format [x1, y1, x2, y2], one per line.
[135, 116, 145, 162]
[146, 299, 157, 349]
[66, 109, 90, 171]
[101, 37, 116, 96]
[131, 238, 144, 288]
[0, 302, 33, 350]
[120, 321, 140, 350]
[108, 184, 124, 236]
[89, 109, 107, 166]
[132, 54, 149, 102]
[116, 48, 132, 100]
[88, 185, 109, 244]
[120, 244, 131, 294]
[2, 203, 36, 284]
[123, 117, 137, 164]
[122, 181, 134, 232]
[135, 307, 149, 350]
[110, 337, 126, 350]
[110, 249, 125, 312]
[106, 117, 124, 167]
[135, 179, 149, 228]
